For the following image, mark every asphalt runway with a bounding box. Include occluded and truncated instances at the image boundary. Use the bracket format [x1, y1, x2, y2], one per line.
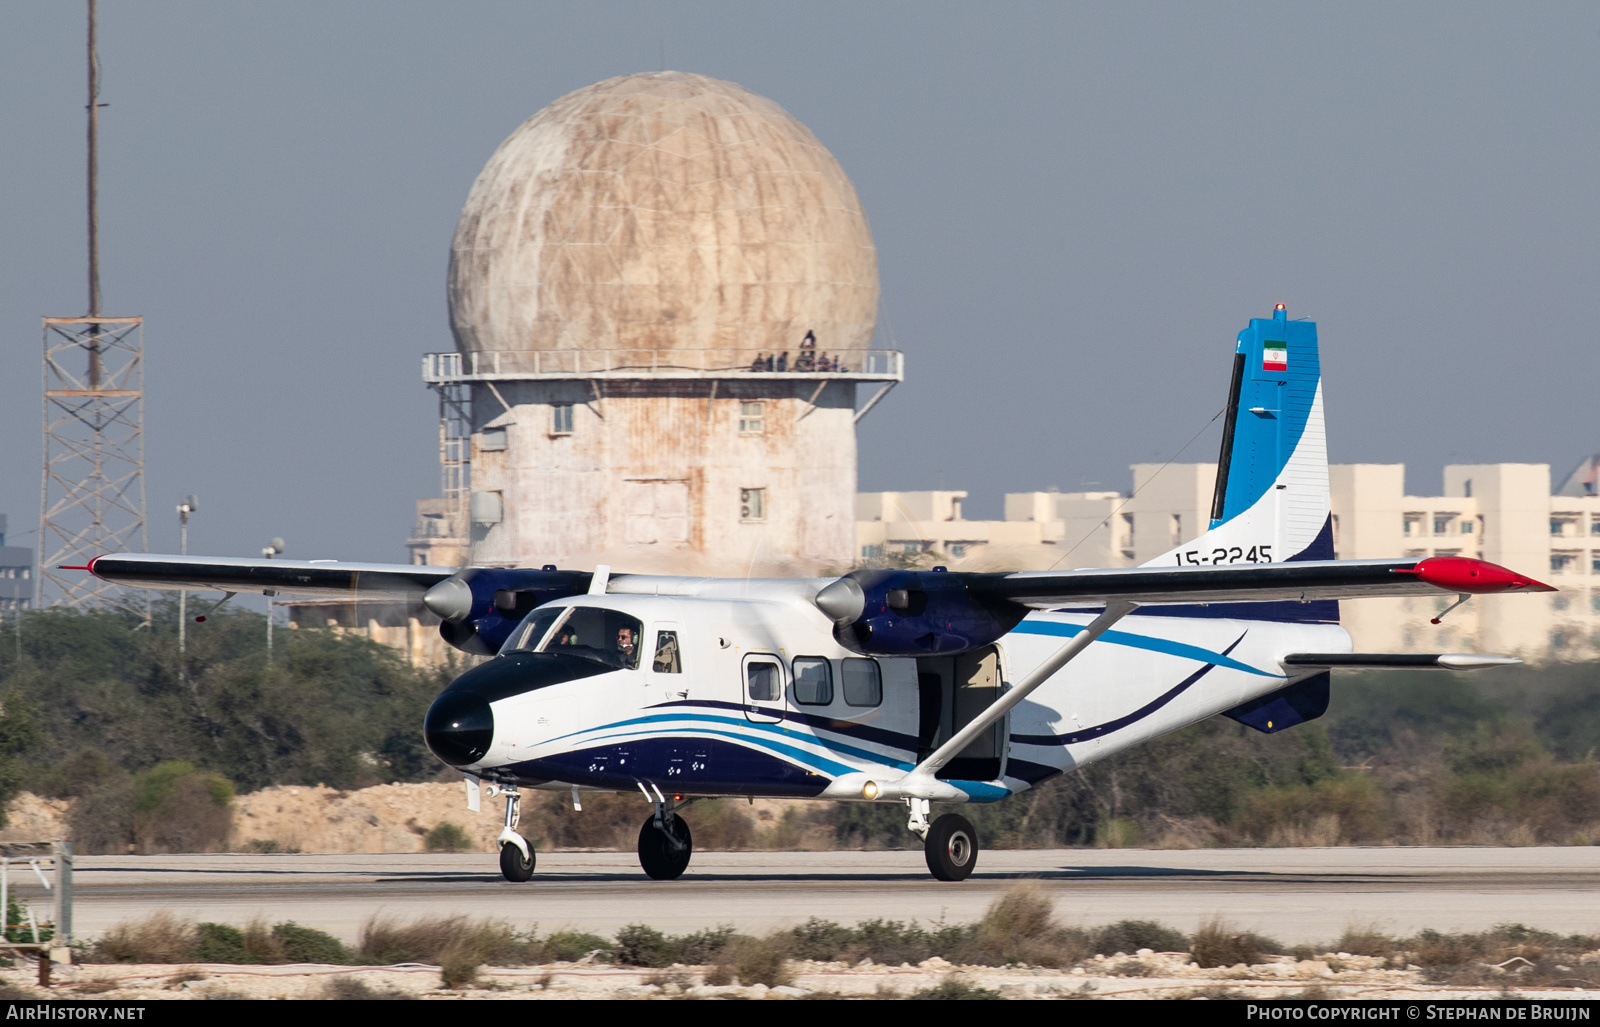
[13, 847, 1600, 947]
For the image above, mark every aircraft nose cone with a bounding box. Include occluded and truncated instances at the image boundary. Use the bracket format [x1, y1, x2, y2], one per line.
[423, 690, 494, 766]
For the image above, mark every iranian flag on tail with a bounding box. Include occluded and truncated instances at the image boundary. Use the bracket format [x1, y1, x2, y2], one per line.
[1262, 341, 1288, 372]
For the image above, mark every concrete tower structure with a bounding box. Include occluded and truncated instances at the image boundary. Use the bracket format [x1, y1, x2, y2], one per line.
[414, 72, 901, 574]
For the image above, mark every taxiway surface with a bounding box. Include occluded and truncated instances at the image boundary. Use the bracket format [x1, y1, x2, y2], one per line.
[20, 848, 1600, 946]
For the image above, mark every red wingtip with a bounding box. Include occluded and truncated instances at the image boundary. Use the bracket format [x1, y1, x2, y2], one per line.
[1412, 555, 1556, 594]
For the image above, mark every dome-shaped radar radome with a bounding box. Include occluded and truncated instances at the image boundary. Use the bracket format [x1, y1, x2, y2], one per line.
[449, 72, 879, 370]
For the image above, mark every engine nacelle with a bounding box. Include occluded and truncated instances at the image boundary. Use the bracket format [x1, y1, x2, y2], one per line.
[814, 568, 1025, 657]
[423, 567, 592, 655]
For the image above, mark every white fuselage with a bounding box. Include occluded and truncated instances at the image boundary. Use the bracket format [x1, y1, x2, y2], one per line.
[452, 576, 1350, 804]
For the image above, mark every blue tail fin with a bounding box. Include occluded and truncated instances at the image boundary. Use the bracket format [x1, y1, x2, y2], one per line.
[1144, 305, 1335, 619]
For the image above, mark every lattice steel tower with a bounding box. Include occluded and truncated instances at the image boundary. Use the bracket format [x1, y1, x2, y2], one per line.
[38, 0, 149, 613]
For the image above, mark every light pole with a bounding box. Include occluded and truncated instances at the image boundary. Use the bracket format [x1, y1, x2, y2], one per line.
[176, 495, 197, 676]
[262, 538, 284, 658]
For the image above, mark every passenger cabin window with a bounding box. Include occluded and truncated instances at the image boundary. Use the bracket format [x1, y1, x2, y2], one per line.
[842, 658, 882, 707]
[792, 657, 833, 705]
[746, 660, 781, 702]
[506, 605, 643, 669]
[652, 631, 681, 673]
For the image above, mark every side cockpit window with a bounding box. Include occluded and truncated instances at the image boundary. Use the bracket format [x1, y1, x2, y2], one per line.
[652, 631, 681, 673]
[508, 605, 644, 669]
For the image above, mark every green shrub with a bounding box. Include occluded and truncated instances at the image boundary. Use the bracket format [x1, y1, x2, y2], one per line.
[85, 912, 196, 963]
[423, 821, 472, 853]
[541, 930, 611, 962]
[129, 761, 235, 854]
[614, 924, 676, 968]
[1090, 919, 1187, 955]
[909, 977, 1004, 1000]
[272, 922, 348, 964]
[194, 923, 250, 963]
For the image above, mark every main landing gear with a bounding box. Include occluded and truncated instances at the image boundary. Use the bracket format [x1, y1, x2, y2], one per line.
[495, 785, 536, 883]
[907, 798, 979, 882]
[637, 786, 694, 880]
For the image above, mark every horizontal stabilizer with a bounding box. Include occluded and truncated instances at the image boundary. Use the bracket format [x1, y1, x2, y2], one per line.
[1283, 653, 1522, 670]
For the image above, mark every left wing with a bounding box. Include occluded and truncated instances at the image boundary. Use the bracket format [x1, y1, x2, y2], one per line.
[85, 554, 457, 598]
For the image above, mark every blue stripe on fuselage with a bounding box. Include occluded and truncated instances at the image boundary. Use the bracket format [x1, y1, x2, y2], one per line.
[1010, 619, 1279, 677]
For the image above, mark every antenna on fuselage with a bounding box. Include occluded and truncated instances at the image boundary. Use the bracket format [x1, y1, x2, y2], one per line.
[588, 564, 610, 595]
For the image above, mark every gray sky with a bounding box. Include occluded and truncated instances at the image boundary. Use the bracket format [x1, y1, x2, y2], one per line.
[4, 1, 1598, 572]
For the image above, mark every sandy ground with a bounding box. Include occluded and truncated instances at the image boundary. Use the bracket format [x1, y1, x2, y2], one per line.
[5, 951, 1599, 1001]
[1, 785, 814, 854]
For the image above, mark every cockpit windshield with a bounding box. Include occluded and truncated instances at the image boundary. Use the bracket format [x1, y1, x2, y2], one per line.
[501, 604, 643, 670]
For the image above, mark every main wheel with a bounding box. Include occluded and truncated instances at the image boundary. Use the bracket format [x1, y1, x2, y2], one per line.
[924, 813, 978, 881]
[637, 815, 693, 880]
[499, 838, 535, 882]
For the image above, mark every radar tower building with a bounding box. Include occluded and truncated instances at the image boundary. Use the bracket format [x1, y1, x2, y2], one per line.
[412, 73, 901, 574]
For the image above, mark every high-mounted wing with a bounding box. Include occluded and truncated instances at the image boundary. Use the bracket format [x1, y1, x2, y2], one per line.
[86, 553, 457, 598]
[971, 554, 1553, 608]
[813, 555, 1554, 658]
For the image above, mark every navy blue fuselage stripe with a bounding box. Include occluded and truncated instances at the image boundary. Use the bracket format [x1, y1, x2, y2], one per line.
[647, 698, 919, 752]
[1010, 632, 1246, 746]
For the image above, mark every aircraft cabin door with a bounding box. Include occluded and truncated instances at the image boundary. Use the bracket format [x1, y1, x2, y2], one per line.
[915, 645, 1005, 781]
[741, 653, 786, 724]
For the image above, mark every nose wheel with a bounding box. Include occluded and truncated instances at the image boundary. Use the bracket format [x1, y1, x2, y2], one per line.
[493, 785, 536, 882]
[499, 838, 534, 881]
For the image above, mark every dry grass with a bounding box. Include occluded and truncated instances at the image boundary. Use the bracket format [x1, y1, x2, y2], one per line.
[1189, 917, 1279, 968]
[318, 975, 413, 1000]
[87, 911, 197, 963]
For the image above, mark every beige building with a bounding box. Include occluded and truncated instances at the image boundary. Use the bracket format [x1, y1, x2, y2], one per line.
[859, 457, 1600, 660]
[408, 71, 899, 577]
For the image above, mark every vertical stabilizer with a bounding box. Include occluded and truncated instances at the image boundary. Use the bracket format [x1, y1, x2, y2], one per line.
[1147, 305, 1332, 573]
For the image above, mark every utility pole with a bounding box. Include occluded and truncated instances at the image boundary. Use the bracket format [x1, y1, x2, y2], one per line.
[262, 538, 284, 658]
[177, 496, 196, 676]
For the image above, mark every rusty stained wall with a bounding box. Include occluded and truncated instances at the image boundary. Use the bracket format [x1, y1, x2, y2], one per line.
[469, 378, 856, 574]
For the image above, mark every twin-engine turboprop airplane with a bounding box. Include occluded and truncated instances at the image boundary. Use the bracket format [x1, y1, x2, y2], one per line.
[85, 305, 1553, 883]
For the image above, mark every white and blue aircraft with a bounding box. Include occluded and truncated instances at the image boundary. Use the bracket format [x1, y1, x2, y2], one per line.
[85, 305, 1552, 883]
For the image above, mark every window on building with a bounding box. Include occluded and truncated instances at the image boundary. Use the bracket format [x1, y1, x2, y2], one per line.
[792, 657, 833, 705]
[842, 658, 882, 707]
[948, 543, 968, 558]
[1170, 513, 1183, 545]
[1434, 514, 1456, 535]
[1551, 552, 1578, 575]
[1591, 517, 1600, 536]
[480, 426, 508, 452]
[1553, 594, 1571, 612]
[861, 544, 884, 559]
[1460, 520, 1474, 534]
[740, 488, 766, 522]
[1592, 554, 1600, 576]
[738, 401, 764, 434]
[1404, 515, 1423, 536]
[1591, 588, 1600, 614]
[551, 403, 574, 435]
[1552, 517, 1579, 537]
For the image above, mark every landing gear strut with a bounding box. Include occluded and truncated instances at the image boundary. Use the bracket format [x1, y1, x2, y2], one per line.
[906, 798, 978, 881]
[495, 786, 535, 882]
[636, 785, 694, 880]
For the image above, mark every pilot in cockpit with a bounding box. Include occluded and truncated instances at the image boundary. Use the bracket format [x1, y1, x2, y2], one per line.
[615, 625, 638, 667]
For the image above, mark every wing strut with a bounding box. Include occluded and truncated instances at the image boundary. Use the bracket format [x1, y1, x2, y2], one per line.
[886, 601, 1135, 800]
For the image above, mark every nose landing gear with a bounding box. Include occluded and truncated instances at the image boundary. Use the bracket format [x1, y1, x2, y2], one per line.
[495, 785, 535, 882]
[636, 783, 694, 880]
